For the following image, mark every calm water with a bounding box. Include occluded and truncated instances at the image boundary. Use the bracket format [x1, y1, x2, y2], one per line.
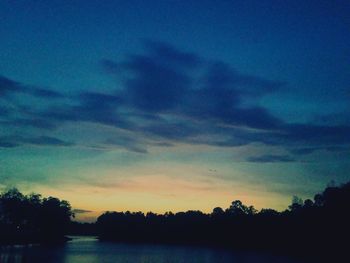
[0, 236, 302, 263]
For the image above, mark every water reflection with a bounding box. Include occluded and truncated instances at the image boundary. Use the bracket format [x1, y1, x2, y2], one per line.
[0, 236, 301, 263]
[0, 243, 66, 263]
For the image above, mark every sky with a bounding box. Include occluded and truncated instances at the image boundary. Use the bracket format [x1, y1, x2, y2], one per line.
[0, 0, 349, 222]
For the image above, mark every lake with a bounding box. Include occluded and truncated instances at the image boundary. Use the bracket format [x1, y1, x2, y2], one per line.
[0, 236, 303, 263]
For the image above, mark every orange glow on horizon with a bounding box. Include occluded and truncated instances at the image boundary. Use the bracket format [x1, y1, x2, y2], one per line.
[25, 171, 292, 222]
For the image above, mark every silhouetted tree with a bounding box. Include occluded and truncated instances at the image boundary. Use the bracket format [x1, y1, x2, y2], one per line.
[0, 188, 74, 244]
[225, 200, 256, 216]
[259, 208, 279, 217]
[288, 195, 303, 211]
[212, 207, 224, 216]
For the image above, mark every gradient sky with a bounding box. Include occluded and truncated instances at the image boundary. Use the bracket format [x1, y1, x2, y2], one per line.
[0, 0, 349, 222]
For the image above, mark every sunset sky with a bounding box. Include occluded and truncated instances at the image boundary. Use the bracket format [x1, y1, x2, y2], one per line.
[0, 0, 349, 222]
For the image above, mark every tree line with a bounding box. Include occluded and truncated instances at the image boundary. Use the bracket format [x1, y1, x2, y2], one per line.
[1, 181, 349, 259]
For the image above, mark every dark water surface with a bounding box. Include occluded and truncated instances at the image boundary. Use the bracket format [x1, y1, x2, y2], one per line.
[0, 236, 302, 263]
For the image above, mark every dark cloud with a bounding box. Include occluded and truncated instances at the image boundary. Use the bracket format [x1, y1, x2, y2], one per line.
[282, 124, 350, 144]
[201, 61, 282, 98]
[223, 107, 282, 130]
[144, 40, 201, 68]
[0, 141, 19, 148]
[101, 59, 120, 74]
[72, 209, 92, 214]
[313, 112, 350, 126]
[106, 45, 283, 127]
[0, 106, 9, 116]
[99, 42, 285, 143]
[0, 75, 25, 97]
[0, 75, 64, 99]
[150, 142, 174, 147]
[142, 120, 200, 141]
[104, 136, 148, 154]
[28, 87, 64, 98]
[234, 123, 350, 148]
[42, 91, 132, 130]
[246, 154, 295, 163]
[1, 118, 56, 130]
[289, 145, 349, 156]
[24, 136, 73, 146]
[73, 92, 125, 126]
[122, 57, 192, 111]
[289, 147, 319, 155]
[1, 42, 349, 160]
[0, 135, 73, 148]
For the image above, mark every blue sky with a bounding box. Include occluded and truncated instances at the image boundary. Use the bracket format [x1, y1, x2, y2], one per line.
[0, 0, 349, 221]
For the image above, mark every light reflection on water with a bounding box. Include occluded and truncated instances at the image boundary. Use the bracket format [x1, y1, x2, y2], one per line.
[0, 236, 301, 263]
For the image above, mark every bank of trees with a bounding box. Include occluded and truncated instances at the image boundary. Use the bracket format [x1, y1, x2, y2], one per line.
[96, 181, 350, 258]
[0, 188, 73, 244]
